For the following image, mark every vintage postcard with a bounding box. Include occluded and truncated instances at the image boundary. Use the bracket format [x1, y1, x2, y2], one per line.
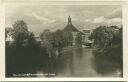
[0, 0, 128, 81]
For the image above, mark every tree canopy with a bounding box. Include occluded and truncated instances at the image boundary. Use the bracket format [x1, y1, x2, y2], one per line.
[90, 25, 121, 48]
[12, 20, 29, 45]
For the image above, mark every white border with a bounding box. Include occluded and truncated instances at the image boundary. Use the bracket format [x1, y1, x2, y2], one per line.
[0, 1, 128, 81]
[2, 0, 128, 3]
[0, 1, 5, 81]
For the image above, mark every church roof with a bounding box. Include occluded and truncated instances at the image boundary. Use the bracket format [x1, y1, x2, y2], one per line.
[63, 23, 79, 32]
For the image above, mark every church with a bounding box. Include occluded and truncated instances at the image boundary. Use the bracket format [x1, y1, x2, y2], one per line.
[63, 16, 93, 47]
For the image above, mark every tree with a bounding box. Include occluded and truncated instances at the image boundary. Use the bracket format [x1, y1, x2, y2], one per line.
[12, 20, 29, 46]
[6, 20, 44, 76]
[40, 29, 53, 57]
[111, 26, 122, 45]
[51, 30, 65, 50]
[90, 25, 123, 76]
[90, 26, 116, 48]
[27, 32, 37, 46]
[76, 32, 82, 46]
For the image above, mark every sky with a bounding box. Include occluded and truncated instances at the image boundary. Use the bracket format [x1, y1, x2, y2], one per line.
[5, 5, 122, 36]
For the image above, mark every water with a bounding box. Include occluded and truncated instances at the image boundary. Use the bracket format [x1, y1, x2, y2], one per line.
[37, 47, 121, 77]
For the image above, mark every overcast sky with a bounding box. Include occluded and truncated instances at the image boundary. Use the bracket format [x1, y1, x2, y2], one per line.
[5, 5, 122, 36]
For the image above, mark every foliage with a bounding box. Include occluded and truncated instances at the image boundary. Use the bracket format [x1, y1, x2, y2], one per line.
[27, 32, 37, 46]
[6, 20, 44, 77]
[12, 20, 29, 46]
[75, 32, 82, 46]
[90, 25, 120, 48]
[40, 29, 54, 57]
[90, 25, 123, 75]
[51, 30, 65, 50]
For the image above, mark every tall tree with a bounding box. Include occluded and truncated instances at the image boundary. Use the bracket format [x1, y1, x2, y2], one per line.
[40, 29, 53, 57]
[12, 20, 29, 46]
[90, 25, 123, 76]
[90, 26, 116, 48]
[76, 32, 82, 46]
[52, 30, 65, 50]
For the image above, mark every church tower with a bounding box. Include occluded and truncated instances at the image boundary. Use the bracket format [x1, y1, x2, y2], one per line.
[68, 16, 72, 25]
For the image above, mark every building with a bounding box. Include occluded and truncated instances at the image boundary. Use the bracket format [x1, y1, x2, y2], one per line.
[63, 16, 80, 46]
[6, 33, 14, 46]
[82, 29, 93, 47]
[6, 33, 14, 42]
[63, 16, 93, 47]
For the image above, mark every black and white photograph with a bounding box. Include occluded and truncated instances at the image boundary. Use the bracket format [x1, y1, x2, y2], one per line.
[5, 4, 123, 77]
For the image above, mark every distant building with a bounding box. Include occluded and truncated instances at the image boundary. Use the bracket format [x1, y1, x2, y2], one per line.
[35, 36, 42, 42]
[82, 29, 93, 47]
[35, 36, 43, 44]
[6, 33, 14, 42]
[63, 16, 94, 47]
[5, 30, 14, 46]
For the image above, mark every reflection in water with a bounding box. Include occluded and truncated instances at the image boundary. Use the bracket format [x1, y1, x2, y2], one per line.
[37, 47, 121, 77]
[54, 47, 121, 77]
[55, 47, 99, 77]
